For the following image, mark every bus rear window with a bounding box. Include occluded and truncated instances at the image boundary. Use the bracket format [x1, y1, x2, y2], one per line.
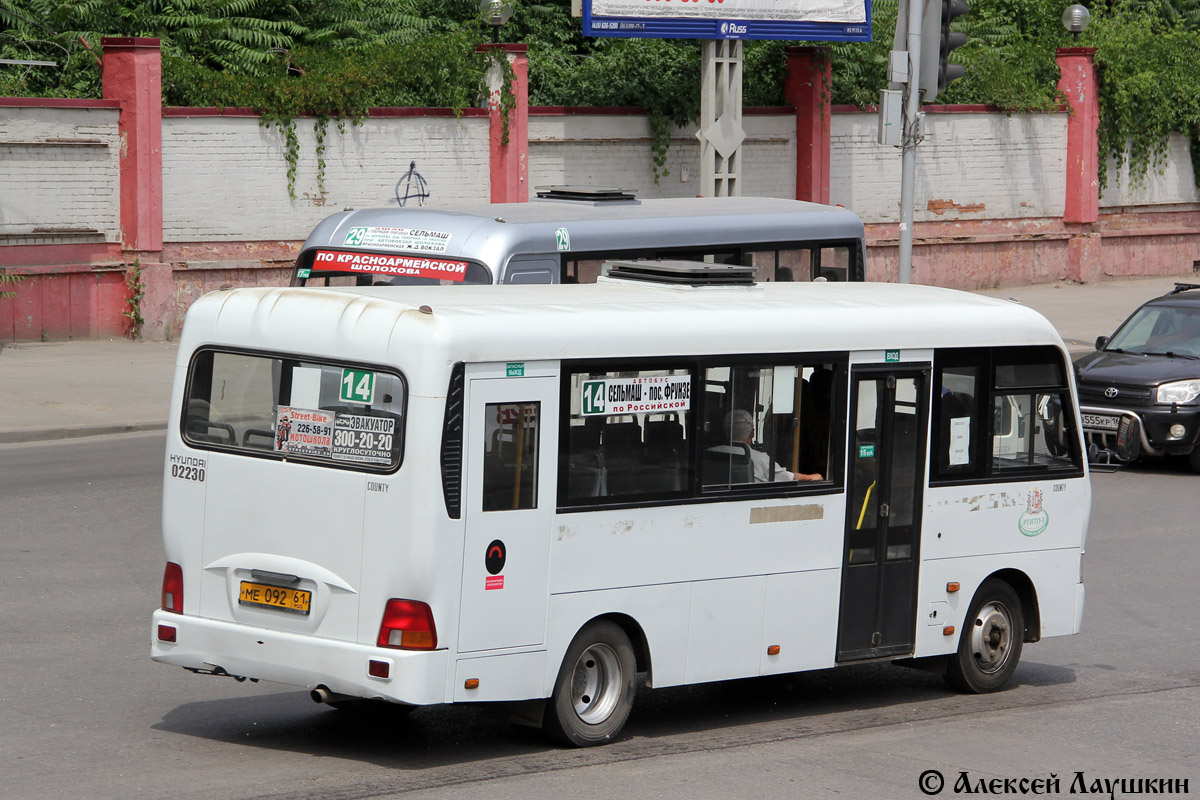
[182, 349, 406, 473]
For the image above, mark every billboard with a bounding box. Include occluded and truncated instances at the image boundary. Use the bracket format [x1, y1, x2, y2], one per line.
[584, 0, 872, 41]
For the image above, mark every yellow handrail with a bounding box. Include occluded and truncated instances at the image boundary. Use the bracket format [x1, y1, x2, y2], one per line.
[856, 481, 876, 530]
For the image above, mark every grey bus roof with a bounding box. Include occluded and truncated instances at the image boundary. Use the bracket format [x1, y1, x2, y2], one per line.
[298, 196, 865, 272]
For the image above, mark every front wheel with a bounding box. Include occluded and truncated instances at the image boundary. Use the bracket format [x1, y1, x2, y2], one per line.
[542, 621, 636, 747]
[1187, 447, 1200, 474]
[945, 579, 1025, 693]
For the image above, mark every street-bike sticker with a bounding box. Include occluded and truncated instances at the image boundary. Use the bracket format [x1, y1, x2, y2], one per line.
[314, 250, 469, 282]
[331, 414, 396, 466]
[341, 226, 450, 253]
[580, 375, 691, 416]
[1018, 488, 1049, 536]
[275, 406, 334, 457]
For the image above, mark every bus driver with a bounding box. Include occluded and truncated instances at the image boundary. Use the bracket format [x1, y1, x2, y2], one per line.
[726, 409, 823, 483]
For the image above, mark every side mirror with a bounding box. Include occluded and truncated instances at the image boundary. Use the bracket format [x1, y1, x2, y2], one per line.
[1095, 336, 1108, 351]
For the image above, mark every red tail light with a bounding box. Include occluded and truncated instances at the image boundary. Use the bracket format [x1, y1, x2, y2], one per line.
[377, 599, 437, 650]
[162, 562, 184, 613]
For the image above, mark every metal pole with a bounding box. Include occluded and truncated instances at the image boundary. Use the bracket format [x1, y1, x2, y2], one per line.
[898, 0, 924, 284]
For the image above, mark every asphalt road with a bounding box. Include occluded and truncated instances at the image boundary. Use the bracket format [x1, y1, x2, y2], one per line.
[1, 433, 1197, 800]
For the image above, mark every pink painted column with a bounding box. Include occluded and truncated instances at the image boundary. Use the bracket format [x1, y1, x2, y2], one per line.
[102, 38, 172, 338]
[785, 46, 831, 205]
[477, 44, 529, 203]
[101, 37, 163, 252]
[1056, 47, 1099, 225]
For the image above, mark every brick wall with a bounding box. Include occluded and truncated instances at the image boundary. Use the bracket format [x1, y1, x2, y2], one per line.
[161, 111, 491, 242]
[1101, 133, 1200, 209]
[0, 105, 121, 244]
[527, 110, 796, 200]
[831, 109, 1068, 223]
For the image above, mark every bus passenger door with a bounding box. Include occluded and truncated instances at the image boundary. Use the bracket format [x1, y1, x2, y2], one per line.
[459, 374, 558, 653]
[837, 367, 929, 661]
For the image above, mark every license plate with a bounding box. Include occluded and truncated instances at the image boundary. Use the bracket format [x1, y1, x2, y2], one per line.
[239, 581, 312, 615]
[1081, 413, 1121, 431]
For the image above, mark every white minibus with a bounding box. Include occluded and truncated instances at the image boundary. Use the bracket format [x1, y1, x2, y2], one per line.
[152, 262, 1089, 746]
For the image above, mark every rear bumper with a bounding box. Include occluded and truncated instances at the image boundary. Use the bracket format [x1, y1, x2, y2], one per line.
[151, 610, 448, 705]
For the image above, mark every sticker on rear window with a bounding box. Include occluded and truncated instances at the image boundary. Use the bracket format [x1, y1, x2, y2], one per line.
[332, 415, 396, 466]
[275, 406, 334, 457]
[341, 226, 450, 253]
[314, 250, 468, 282]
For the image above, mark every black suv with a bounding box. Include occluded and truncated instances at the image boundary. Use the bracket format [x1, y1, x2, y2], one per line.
[1074, 283, 1200, 471]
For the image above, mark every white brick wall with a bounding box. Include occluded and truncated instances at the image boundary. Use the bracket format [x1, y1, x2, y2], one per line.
[16, 104, 1194, 248]
[1101, 133, 1200, 208]
[831, 111, 1068, 223]
[527, 113, 795, 199]
[0, 106, 120, 240]
[162, 115, 490, 241]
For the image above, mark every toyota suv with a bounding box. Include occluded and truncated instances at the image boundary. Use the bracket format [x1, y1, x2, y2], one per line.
[1074, 283, 1200, 471]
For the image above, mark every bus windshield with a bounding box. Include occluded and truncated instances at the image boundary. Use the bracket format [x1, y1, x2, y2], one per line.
[295, 249, 494, 288]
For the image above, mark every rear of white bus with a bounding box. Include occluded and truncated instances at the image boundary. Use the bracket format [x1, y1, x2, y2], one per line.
[150, 326, 458, 707]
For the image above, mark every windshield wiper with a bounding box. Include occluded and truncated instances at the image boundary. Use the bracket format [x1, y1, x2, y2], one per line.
[1159, 351, 1200, 360]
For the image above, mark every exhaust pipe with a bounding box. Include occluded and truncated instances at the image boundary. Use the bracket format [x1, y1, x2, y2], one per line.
[310, 685, 355, 705]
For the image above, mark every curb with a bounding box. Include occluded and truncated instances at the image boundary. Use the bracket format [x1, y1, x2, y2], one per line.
[0, 421, 168, 444]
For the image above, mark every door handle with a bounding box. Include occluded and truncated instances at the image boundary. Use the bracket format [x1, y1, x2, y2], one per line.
[879, 503, 890, 518]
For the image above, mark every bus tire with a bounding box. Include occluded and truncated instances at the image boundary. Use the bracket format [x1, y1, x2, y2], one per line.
[945, 579, 1024, 694]
[542, 621, 636, 747]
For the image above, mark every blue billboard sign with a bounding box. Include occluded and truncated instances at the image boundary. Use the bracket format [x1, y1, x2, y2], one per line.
[583, 0, 872, 42]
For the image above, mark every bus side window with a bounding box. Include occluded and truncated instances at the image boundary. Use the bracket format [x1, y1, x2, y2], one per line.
[560, 367, 692, 505]
[701, 362, 834, 490]
[990, 350, 1078, 472]
[990, 391, 1076, 470]
[482, 403, 540, 512]
[815, 246, 851, 282]
[933, 346, 1081, 482]
[932, 364, 980, 480]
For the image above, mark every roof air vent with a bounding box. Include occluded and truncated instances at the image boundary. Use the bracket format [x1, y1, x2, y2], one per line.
[604, 259, 756, 287]
[533, 185, 639, 205]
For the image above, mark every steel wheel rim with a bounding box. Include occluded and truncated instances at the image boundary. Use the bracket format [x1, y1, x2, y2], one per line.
[971, 601, 1013, 674]
[571, 642, 622, 724]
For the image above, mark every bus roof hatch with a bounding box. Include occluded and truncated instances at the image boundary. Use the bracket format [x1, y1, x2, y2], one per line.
[604, 259, 756, 287]
[534, 185, 639, 204]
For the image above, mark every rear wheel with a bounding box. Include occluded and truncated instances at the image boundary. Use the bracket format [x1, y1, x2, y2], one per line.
[945, 579, 1024, 693]
[542, 621, 636, 747]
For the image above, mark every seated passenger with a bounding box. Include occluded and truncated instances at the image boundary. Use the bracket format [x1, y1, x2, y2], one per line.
[725, 409, 823, 483]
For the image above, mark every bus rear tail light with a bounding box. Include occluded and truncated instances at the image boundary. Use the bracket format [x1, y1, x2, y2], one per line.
[377, 599, 437, 650]
[162, 562, 184, 613]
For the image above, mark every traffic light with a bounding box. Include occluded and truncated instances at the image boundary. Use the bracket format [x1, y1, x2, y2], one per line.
[919, 0, 969, 100]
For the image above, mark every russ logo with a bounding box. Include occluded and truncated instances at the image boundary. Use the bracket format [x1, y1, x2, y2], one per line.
[1018, 488, 1049, 536]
